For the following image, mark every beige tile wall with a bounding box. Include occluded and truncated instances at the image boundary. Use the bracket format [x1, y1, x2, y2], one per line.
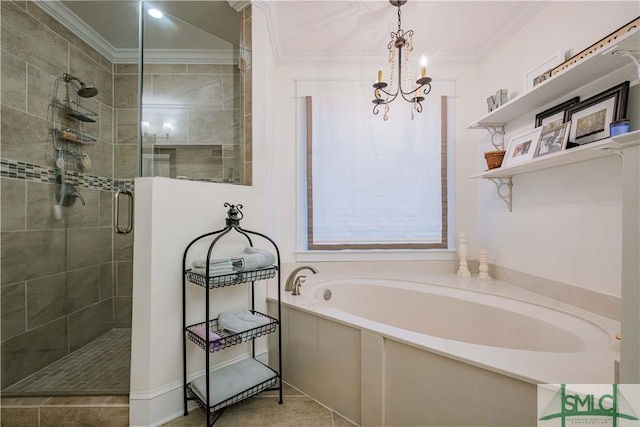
[0, 0, 118, 390]
[117, 62, 244, 182]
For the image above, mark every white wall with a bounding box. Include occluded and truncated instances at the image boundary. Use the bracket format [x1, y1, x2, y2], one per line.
[259, 22, 481, 267]
[129, 178, 274, 426]
[475, 2, 639, 297]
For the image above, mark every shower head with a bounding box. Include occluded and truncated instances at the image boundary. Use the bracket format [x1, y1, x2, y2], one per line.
[63, 73, 99, 98]
[77, 85, 99, 98]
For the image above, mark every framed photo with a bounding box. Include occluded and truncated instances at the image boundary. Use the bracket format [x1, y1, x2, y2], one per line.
[524, 52, 565, 92]
[502, 128, 543, 167]
[534, 121, 571, 158]
[564, 81, 630, 146]
[534, 97, 580, 131]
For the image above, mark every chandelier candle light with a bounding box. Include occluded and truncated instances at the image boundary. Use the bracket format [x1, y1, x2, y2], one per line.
[372, 0, 432, 120]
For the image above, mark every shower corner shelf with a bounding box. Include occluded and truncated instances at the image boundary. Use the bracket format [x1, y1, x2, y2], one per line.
[52, 126, 97, 146]
[52, 98, 98, 122]
[182, 203, 282, 426]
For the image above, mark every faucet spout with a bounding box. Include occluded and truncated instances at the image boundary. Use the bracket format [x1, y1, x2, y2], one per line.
[285, 265, 318, 292]
[71, 190, 86, 206]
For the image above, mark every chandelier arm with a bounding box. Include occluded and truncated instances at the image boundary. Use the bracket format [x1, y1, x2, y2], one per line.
[373, 86, 398, 99]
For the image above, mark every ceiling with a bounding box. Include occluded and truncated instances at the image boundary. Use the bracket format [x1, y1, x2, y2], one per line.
[48, 0, 548, 67]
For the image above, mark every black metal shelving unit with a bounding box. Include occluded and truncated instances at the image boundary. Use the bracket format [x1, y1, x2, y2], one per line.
[182, 203, 283, 426]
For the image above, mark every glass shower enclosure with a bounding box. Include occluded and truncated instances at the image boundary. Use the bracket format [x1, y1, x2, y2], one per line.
[0, 0, 247, 396]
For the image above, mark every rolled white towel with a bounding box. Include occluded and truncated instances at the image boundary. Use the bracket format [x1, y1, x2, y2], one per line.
[242, 247, 276, 265]
[231, 247, 276, 272]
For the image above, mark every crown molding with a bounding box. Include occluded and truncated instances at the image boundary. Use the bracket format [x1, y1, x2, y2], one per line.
[228, 1, 251, 12]
[34, 0, 118, 60]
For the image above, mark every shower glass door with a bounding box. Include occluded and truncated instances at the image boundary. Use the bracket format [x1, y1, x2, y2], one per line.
[1, 0, 246, 397]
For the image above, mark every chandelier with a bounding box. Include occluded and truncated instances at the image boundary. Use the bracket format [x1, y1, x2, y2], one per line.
[372, 0, 432, 120]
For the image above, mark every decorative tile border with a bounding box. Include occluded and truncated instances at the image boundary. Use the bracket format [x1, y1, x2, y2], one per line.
[0, 158, 134, 191]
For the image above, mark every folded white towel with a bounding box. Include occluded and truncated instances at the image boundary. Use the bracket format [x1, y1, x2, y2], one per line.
[191, 267, 236, 276]
[231, 247, 276, 272]
[191, 262, 233, 273]
[218, 308, 270, 333]
[192, 257, 231, 269]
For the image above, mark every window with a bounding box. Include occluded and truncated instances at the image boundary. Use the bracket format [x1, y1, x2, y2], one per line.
[298, 80, 454, 251]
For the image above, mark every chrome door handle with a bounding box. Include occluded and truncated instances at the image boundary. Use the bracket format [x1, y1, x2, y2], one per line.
[114, 189, 134, 234]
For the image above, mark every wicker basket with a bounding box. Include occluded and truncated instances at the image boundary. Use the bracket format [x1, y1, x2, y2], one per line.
[484, 150, 506, 170]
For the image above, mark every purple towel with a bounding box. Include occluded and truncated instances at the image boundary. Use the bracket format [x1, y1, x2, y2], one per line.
[191, 324, 225, 351]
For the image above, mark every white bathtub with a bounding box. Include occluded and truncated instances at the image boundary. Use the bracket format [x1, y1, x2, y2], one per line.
[311, 278, 612, 352]
[268, 273, 620, 426]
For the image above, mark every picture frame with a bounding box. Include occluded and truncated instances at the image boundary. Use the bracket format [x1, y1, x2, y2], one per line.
[502, 128, 543, 167]
[534, 97, 580, 131]
[564, 81, 630, 146]
[524, 52, 565, 92]
[534, 121, 571, 158]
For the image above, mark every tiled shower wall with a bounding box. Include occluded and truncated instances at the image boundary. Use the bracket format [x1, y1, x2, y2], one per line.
[0, 0, 130, 390]
[115, 62, 242, 182]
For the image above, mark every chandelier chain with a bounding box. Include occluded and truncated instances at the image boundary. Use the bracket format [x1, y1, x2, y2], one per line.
[371, 0, 433, 119]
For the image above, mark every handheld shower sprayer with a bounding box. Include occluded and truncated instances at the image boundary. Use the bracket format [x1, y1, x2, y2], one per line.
[63, 73, 99, 98]
[53, 152, 65, 220]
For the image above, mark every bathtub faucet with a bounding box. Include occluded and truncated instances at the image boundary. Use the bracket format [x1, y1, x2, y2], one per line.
[284, 265, 318, 295]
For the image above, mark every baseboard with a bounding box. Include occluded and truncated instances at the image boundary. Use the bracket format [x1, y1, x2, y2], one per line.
[129, 349, 269, 426]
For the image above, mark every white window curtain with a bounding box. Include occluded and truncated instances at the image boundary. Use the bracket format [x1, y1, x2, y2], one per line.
[298, 79, 454, 250]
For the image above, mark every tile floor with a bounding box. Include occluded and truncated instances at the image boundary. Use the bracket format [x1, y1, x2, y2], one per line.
[0, 395, 129, 427]
[3, 329, 131, 395]
[1, 384, 357, 426]
[162, 383, 357, 427]
[1, 327, 357, 426]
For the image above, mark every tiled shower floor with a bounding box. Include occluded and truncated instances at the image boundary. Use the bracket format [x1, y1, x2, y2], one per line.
[3, 329, 131, 395]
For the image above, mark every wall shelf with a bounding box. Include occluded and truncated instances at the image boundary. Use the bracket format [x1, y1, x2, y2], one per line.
[472, 131, 639, 211]
[471, 130, 640, 179]
[467, 29, 640, 129]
